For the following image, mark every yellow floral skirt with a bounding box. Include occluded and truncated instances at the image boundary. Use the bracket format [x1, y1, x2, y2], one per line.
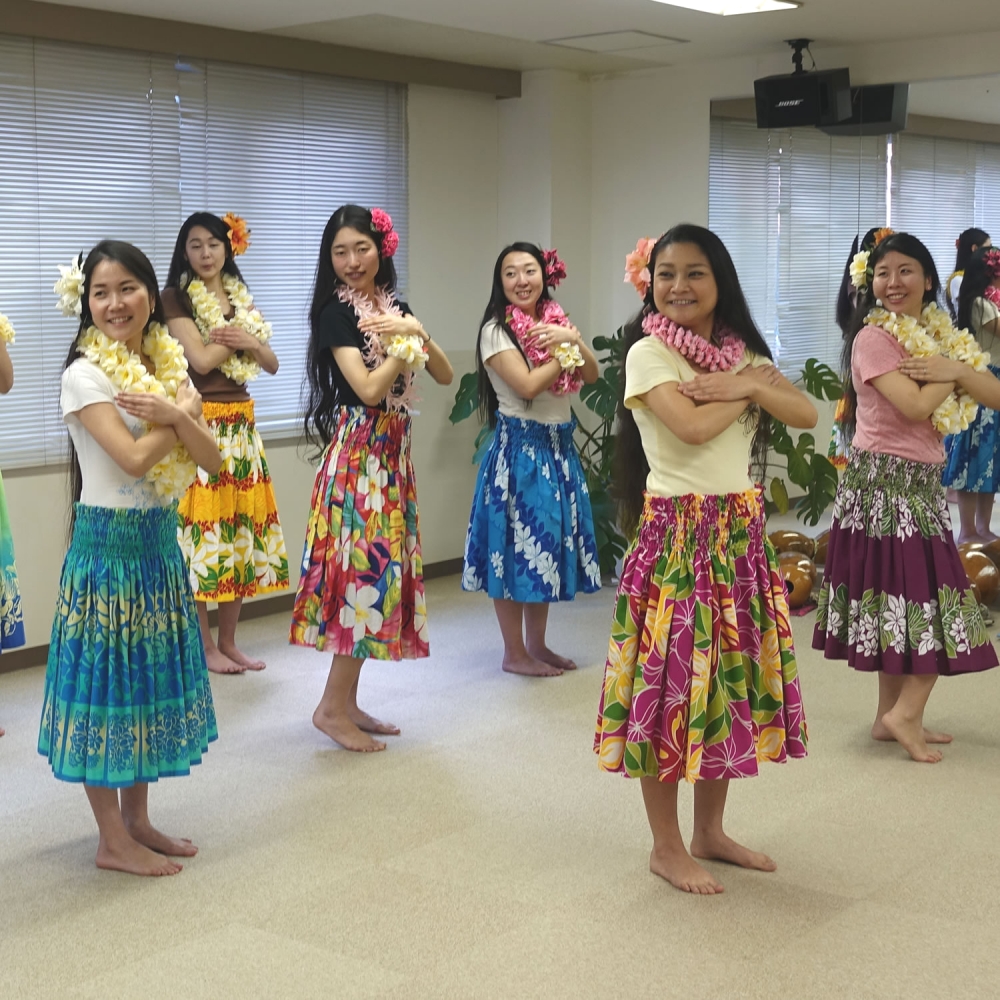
[178, 399, 288, 602]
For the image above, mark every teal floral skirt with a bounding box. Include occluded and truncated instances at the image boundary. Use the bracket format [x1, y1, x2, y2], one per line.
[38, 504, 217, 787]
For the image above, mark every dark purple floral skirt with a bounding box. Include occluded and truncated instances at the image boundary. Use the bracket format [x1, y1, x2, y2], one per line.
[813, 448, 997, 676]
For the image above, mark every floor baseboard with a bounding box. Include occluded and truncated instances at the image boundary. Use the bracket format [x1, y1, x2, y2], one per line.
[0, 559, 465, 674]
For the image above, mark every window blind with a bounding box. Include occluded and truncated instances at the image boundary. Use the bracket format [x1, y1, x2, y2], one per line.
[709, 117, 886, 373]
[0, 33, 407, 468]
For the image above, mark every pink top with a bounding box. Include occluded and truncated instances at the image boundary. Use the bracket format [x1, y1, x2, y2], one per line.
[852, 325, 945, 464]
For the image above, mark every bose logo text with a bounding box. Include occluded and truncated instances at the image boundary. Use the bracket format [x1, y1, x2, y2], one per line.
[775, 99, 805, 108]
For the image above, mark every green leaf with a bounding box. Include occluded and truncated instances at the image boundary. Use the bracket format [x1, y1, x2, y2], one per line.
[801, 359, 845, 401]
[770, 477, 790, 515]
[472, 425, 494, 465]
[770, 420, 795, 456]
[449, 371, 479, 424]
[795, 453, 840, 526]
[580, 377, 618, 421]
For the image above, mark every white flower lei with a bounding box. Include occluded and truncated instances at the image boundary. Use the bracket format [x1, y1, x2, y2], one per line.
[866, 301, 990, 435]
[0, 312, 15, 344]
[77, 323, 199, 501]
[184, 273, 272, 385]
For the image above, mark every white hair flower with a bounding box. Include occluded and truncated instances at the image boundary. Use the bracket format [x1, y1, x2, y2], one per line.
[54, 253, 86, 317]
[849, 250, 871, 289]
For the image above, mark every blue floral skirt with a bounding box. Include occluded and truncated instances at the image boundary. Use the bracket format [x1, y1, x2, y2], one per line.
[0, 468, 26, 653]
[38, 504, 217, 788]
[942, 364, 1000, 492]
[462, 413, 602, 602]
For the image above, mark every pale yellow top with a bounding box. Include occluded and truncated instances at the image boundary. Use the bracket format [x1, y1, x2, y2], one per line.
[624, 336, 768, 499]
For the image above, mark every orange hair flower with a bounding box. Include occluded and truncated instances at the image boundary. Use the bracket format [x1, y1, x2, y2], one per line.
[222, 212, 251, 256]
[872, 227, 894, 247]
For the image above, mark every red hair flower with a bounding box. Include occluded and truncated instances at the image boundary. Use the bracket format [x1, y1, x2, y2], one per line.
[222, 212, 251, 256]
[542, 248, 567, 288]
[984, 247, 1000, 279]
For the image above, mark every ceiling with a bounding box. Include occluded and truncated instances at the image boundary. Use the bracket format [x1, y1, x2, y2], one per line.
[30, 0, 1000, 74]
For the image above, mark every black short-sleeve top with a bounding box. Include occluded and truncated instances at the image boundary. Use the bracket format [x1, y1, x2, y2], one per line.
[317, 296, 413, 409]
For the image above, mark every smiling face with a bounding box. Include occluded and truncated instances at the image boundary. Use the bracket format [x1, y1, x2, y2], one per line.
[501, 251, 544, 317]
[331, 226, 380, 296]
[88, 258, 154, 349]
[872, 250, 932, 319]
[185, 224, 227, 282]
[651, 241, 719, 339]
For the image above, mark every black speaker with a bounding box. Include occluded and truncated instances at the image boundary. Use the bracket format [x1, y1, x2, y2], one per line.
[818, 83, 909, 136]
[754, 68, 852, 129]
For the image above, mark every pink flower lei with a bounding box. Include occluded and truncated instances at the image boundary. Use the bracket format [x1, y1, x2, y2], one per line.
[985, 284, 1000, 310]
[504, 299, 584, 396]
[641, 311, 745, 371]
[335, 284, 421, 411]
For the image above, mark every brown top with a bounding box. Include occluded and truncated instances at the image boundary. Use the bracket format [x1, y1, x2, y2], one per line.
[160, 286, 251, 403]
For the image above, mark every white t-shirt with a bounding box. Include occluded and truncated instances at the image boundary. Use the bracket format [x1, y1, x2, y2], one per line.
[949, 274, 963, 310]
[972, 297, 1000, 354]
[479, 320, 572, 425]
[61, 359, 163, 509]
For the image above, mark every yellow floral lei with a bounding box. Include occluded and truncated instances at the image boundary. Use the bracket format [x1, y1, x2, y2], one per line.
[77, 324, 199, 501]
[185, 273, 272, 385]
[0, 312, 15, 344]
[866, 301, 990, 435]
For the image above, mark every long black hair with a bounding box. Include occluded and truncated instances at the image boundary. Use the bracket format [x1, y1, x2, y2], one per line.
[957, 246, 998, 334]
[835, 227, 893, 335]
[948, 227, 990, 317]
[475, 242, 552, 427]
[303, 204, 399, 452]
[62, 241, 165, 526]
[614, 224, 774, 537]
[839, 231, 941, 441]
[164, 211, 248, 308]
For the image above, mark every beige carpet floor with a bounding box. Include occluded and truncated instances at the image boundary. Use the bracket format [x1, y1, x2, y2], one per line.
[2, 576, 1000, 999]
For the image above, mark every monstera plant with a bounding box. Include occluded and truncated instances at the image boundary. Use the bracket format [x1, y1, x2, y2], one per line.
[450, 333, 843, 577]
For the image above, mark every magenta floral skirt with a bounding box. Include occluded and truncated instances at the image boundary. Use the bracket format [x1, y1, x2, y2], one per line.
[594, 490, 807, 783]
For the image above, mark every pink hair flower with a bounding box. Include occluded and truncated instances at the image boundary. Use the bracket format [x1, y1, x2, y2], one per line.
[370, 208, 393, 234]
[381, 230, 400, 258]
[542, 248, 567, 288]
[624, 237, 656, 298]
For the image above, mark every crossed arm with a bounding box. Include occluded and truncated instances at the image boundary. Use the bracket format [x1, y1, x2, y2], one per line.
[167, 315, 279, 376]
[641, 364, 817, 445]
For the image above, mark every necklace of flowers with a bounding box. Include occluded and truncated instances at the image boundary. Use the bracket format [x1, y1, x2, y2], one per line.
[184, 273, 273, 385]
[865, 301, 989, 435]
[0, 311, 15, 344]
[504, 300, 584, 395]
[641, 311, 745, 371]
[76, 324, 199, 502]
[985, 285, 1000, 311]
[336, 285, 426, 412]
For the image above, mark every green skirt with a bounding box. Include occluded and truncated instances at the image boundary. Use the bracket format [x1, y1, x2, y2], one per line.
[38, 504, 217, 788]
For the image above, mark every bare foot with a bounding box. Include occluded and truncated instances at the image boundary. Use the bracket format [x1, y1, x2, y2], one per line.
[125, 820, 198, 857]
[881, 710, 943, 763]
[96, 836, 183, 876]
[313, 708, 386, 752]
[956, 532, 984, 546]
[649, 846, 724, 895]
[691, 831, 777, 872]
[205, 646, 246, 675]
[349, 707, 400, 736]
[502, 652, 563, 677]
[526, 645, 578, 671]
[871, 719, 953, 744]
[217, 642, 266, 672]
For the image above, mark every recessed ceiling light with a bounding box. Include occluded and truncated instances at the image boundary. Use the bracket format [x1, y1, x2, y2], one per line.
[650, 0, 801, 14]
